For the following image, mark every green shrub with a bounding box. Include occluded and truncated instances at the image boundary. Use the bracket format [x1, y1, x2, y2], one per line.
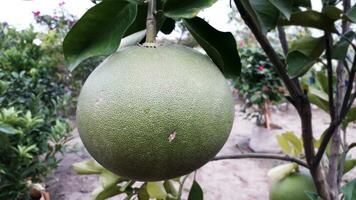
[235, 48, 285, 124]
[0, 107, 70, 199]
[0, 22, 71, 199]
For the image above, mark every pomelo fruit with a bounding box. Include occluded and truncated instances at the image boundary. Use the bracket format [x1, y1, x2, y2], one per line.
[269, 171, 316, 200]
[76, 44, 234, 181]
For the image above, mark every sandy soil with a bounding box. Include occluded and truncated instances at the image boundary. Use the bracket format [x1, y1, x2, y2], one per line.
[45, 105, 356, 200]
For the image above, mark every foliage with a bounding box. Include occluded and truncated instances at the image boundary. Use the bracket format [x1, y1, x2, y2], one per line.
[0, 14, 73, 199]
[235, 48, 285, 124]
[73, 160, 194, 200]
[0, 108, 70, 199]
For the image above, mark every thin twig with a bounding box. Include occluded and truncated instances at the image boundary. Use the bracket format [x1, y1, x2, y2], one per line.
[325, 33, 336, 121]
[212, 153, 308, 168]
[145, 0, 156, 43]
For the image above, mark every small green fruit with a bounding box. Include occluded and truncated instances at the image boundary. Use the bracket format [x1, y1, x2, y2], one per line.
[269, 171, 316, 200]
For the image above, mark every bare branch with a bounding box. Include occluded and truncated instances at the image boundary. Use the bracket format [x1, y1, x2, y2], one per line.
[212, 153, 309, 168]
[325, 33, 336, 121]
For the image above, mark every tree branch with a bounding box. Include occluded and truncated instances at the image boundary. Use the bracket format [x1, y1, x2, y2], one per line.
[325, 33, 336, 121]
[212, 153, 309, 168]
[315, 54, 356, 166]
[233, 1, 331, 199]
[277, 26, 288, 55]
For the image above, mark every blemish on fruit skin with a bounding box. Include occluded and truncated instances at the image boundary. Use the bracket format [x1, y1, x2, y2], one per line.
[95, 98, 103, 106]
[168, 131, 177, 142]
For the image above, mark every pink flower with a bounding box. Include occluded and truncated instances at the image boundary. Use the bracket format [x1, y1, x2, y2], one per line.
[258, 65, 265, 71]
[52, 15, 59, 20]
[59, 1, 65, 7]
[239, 40, 245, 47]
[32, 11, 41, 17]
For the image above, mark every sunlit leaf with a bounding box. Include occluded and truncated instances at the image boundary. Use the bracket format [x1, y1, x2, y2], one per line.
[276, 134, 291, 154]
[99, 169, 120, 188]
[164, 0, 217, 19]
[0, 122, 17, 135]
[72, 160, 104, 174]
[283, 132, 303, 156]
[91, 184, 122, 200]
[146, 182, 167, 199]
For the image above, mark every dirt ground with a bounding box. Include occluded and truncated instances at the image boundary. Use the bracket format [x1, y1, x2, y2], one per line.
[45, 104, 356, 200]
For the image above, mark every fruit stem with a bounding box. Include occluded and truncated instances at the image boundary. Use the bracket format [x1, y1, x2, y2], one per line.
[145, 0, 157, 43]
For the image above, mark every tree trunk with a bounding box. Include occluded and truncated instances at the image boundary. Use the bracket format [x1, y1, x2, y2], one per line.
[298, 98, 331, 200]
[328, 1, 351, 199]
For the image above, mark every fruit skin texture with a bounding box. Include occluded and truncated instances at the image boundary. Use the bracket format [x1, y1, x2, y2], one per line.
[76, 44, 234, 181]
[269, 171, 317, 200]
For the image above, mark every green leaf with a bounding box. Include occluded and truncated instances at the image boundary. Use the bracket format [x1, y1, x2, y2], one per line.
[123, 5, 147, 37]
[282, 131, 303, 156]
[342, 179, 356, 200]
[346, 4, 356, 23]
[91, 183, 122, 200]
[184, 17, 241, 78]
[276, 134, 292, 154]
[63, 1, 137, 71]
[344, 159, 356, 174]
[99, 169, 120, 188]
[249, 0, 280, 33]
[332, 31, 356, 60]
[287, 51, 315, 77]
[188, 180, 203, 200]
[233, 0, 263, 33]
[268, 0, 293, 20]
[324, 6, 343, 21]
[146, 182, 167, 199]
[315, 71, 328, 93]
[119, 30, 146, 49]
[344, 107, 356, 126]
[138, 184, 150, 200]
[287, 36, 325, 77]
[0, 122, 17, 135]
[308, 89, 329, 113]
[290, 36, 325, 58]
[279, 10, 337, 32]
[164, 0, 216, 19]
[164, 180, 178, 197]
[72, 160, 104, 174]
[160, 17, 176, 34]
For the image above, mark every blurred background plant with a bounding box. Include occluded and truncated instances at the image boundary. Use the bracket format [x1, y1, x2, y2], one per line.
[234, 48, 285, 128]
[0, 4, 98, 199]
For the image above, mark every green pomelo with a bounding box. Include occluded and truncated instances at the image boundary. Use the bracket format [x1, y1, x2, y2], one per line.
[269, 171, 317, 200]
[76, 44, 235, 181]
